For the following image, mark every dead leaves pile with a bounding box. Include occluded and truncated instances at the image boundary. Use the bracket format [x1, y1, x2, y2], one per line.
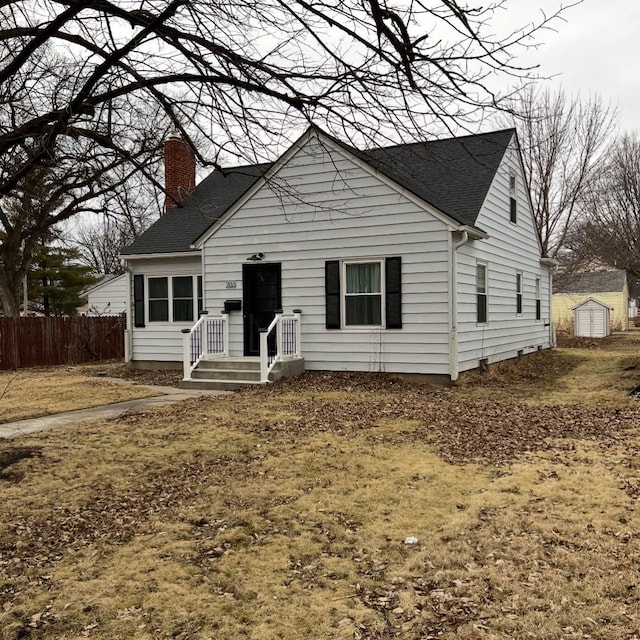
[237, 373, 640, 466]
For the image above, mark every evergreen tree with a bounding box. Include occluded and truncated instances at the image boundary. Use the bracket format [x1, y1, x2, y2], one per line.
[27, 246, 98, 316]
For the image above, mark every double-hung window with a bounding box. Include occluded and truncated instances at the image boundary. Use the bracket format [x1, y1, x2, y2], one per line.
[476, 263, 487, 324]
[325, 257, 401, 330]
[344, 261, 382, 326]
[146, 275, 201, 323]
[509, 174, 517, 223]
[148, 277, 169, 322]
[172, 276, 194, 322]
[535, 277, 541, 320]
[516, 271, 523, 315]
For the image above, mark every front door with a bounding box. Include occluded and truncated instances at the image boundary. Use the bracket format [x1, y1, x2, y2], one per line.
[243, 263, 282, 356]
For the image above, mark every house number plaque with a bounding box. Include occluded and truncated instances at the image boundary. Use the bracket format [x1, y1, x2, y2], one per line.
[225, 281, 237, 289]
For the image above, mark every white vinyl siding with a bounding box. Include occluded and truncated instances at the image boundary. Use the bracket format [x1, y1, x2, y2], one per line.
[201, 136, 452, 375]
[456, 139, 552, 372]
[86, 274, 127, 316]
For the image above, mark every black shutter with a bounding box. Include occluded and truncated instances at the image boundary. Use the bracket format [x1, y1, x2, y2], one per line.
[325, 260, 340, 329]
[134, 274, 145, 328]
[510, 197, 517, 223]
[385, 256, 402, 329]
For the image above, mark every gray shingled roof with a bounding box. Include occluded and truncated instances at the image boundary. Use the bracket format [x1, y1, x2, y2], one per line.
[362, 129, 514, 227]
[553, 270, 627, 294]
[122, 128, 513, 256]
[121, 163, 269, 255]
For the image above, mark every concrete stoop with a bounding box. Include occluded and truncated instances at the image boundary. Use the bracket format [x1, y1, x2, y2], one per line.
[181, 356, 305, 391]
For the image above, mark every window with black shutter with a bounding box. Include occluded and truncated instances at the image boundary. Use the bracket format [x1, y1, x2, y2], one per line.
[325, 258, 402, 329]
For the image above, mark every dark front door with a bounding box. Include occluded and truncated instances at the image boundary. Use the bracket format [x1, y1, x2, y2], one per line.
[243, 263, 282, 356]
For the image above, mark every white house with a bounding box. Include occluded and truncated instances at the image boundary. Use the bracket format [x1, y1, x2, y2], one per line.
[120, 127, 555, 388]
[83, 274, 127, 317]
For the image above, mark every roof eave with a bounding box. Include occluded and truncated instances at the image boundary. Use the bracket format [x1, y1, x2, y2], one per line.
[120, 250, 201, 260]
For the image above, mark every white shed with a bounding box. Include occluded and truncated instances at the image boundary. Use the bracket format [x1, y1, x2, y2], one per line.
[572, 297, 613, 338]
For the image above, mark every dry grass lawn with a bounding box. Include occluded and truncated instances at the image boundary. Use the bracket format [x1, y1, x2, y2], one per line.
[1, 333, 640, 639]
[0, 366, 159, 423]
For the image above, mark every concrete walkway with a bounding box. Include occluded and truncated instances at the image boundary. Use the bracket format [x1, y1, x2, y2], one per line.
[0, 383, 228, 440]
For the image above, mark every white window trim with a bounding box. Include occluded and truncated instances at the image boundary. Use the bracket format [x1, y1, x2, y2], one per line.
[341, 258, 385, 330]
[146, 274, 202, 324]
[516, 270, 523, 317]
[476, 261, 488, 326]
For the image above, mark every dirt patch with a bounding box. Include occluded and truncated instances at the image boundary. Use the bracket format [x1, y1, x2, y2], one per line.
[556, 333, 617, 349]
[0, 446, 41, 483]
[80, 362, 183, 388]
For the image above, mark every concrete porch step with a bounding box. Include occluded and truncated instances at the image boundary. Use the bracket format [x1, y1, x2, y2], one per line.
[197, 357, 261, 371]
[181, 356, 305, 391]
[181, 378, 263, 391]
[191, 367, 262, 382]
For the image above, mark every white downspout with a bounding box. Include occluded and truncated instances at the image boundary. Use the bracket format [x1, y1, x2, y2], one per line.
[450, 230, 469, 382]
[121, 259, 133, 363]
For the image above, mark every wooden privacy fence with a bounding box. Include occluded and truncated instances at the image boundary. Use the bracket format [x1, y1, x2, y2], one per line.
[0, 316, 125, 370]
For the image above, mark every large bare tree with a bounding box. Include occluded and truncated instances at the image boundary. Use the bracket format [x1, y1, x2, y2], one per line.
[1, 0, 575, 314]
[566, 134, 640, 290]
[508, 86, 617, 258]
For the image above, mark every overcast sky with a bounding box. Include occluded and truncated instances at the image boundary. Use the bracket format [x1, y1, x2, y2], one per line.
[501, 0, 639, 133]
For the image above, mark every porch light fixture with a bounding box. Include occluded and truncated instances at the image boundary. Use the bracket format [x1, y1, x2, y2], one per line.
[246, 252, 264, 261]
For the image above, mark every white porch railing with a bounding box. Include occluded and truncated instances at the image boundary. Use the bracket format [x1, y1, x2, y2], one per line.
[182, 311, 229, 380]
[260, 309, 302, 383]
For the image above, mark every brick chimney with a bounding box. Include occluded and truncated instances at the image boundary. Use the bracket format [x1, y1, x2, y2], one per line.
[163, 132, 196, 214]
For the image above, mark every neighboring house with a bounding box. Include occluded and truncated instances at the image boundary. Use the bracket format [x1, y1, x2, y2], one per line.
[553, 270, 629, 331]
[120, 127, 555, 385]
[82, 274, 127, 317]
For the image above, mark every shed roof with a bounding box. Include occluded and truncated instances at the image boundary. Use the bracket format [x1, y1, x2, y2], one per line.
[121, 127, 513, 257]
[571, 297, 614, 311]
